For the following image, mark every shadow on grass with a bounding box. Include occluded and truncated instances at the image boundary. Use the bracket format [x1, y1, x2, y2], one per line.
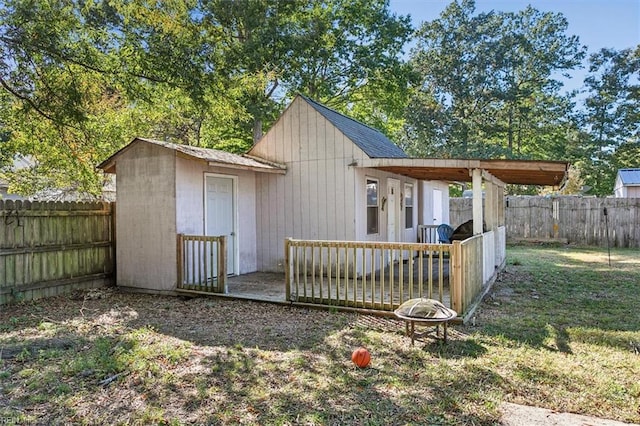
[185, 341, 504, 425]
[474, 246, 640, 353]
[422, 337, 488, 359]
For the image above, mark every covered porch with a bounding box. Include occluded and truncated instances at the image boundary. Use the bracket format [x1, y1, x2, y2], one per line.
[355, 157, 567, 319]
[177, 158, 568, 322]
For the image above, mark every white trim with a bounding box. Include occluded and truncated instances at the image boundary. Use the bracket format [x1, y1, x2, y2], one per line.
[366, 177, 380, 235]
[404, 182, 414, 229]
[203, 172, 239, 276]
[387, 178, 401, 243]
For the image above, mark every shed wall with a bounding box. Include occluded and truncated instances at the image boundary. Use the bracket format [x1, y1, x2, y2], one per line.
[175, 157, 258, 274]
[418, 181, 451, 226]
[353, 168, 418, 243]
[253, 97, 368, 271]
[614, 175, 625, 198]
[115, 142, 177, 291]
[627, 186, 640, 198]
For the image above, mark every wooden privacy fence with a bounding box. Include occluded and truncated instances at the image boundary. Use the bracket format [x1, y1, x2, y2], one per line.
[0, 200, 114, 304]
[284, 238, 460, 313]
[177, 234, 226, 293]
[450, 196, 640, 248]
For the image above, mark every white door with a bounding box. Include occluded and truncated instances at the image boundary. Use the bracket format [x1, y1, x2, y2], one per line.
[205, 175, 236, 275]
[387, 178, 401, 242]
[433, 189, 443, 224]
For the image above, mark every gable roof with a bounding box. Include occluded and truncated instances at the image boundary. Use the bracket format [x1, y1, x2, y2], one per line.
[300, 95, 408, 159]
[98, 138, 286, 174]
[617, 168, 640, 185]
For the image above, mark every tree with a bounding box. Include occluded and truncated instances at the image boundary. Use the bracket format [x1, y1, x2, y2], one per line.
[0, 0, 222, 195]
[1, 0, 413, 196]
[405, 0, 585, 162]
[579, 46, 640, 195]
[199, 0, 413, 143]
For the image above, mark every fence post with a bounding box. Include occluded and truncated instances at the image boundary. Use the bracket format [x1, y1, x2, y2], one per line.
[450, 241, 464, 314]
[176, 234, 183, 288]
[284, 238, 291, 301]
[218, 236, 226, 292]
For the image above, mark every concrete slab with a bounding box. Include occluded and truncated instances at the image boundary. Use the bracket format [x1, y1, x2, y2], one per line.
[501, 402, 638, 426]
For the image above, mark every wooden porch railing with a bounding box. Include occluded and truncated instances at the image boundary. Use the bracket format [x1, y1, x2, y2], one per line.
[284, 239, 452, 312]
[450, 235, 483, 315]
[418, 224, 439, 244]
[177, 234, 226, 293]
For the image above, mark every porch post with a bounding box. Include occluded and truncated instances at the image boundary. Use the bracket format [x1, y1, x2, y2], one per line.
[471, 168, 483, 235]
[485, 181, 496, 231]
[285, 238, 291, 301]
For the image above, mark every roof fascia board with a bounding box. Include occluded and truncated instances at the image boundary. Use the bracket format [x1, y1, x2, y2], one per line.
[207, 161, 286, 174]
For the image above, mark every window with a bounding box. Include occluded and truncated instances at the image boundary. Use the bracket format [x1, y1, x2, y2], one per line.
[404, 183, 413, 228]
[366, 179, 379, 234]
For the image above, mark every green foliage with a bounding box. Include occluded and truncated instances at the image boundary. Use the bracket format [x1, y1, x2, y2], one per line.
[0, 0, 635, 198]
[0, 0, 412, 195]
[578, 46, 640, 195]
[405, 0, 586, 164]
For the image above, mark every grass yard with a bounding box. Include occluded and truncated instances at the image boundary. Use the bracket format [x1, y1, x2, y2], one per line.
[1, 245, 639, 425]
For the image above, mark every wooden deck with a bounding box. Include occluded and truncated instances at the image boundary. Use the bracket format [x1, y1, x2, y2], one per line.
[177, 233, 501, 321]
[223, 256, 451, 311]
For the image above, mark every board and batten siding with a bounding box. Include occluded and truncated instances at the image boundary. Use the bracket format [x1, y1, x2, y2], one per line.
[175, 156, 258, 274]
[252, 97, 369, 271]
[252, 96, 425, 271]
[115, 142, 177, 291]
[353, 167, 418, 243]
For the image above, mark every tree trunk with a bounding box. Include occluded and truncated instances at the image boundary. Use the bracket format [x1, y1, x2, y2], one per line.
[507, 106, 514, 154]
[253, 118, 263, 144]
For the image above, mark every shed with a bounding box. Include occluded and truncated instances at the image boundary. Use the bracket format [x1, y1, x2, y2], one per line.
[98, 95, 452, 292]
[98, 138, 285, 291]
[614, 168, 640, 198]
[247, 95, 451, 271]
[99, 95, 567, 302]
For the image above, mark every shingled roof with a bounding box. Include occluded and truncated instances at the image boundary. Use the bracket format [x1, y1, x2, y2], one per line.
[98, 138, 286, 174]
[301, 95, 408, 159]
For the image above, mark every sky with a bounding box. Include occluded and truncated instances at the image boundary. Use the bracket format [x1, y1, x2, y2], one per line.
[389, 0, 640, 94]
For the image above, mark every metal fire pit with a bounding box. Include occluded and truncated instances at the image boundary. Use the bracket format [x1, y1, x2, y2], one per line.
[394, 298, 457, 345]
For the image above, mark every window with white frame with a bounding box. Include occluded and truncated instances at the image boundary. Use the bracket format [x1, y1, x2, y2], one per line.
[404, 183, 413, 228]
[366, 179, 379, 234]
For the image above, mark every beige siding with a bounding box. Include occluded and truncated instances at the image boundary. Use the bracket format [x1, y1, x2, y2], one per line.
[175, 157, 258, 275]
[627, 186, 640, 198]
[115, 142, 177, 291]
[418, 181, 451, 226]
[252, 97, 368, 271]
[353, 168, 419, 243]
[251, 96, 450, 271]
[175, 157, 205, 235]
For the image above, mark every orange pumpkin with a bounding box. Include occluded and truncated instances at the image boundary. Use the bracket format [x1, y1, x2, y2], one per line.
[351, 347, 371, 368]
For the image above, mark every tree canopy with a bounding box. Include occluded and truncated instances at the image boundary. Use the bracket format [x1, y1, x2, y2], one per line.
[0, 0, 637, 197]
[0, 0, 411, 196]
[403, 0, 586, 161]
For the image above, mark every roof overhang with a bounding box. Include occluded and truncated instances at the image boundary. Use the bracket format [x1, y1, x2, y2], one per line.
[357, 158, 569, 186]
[98, 138, 286, 175]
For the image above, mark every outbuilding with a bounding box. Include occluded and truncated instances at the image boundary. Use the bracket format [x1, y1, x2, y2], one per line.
[99, 95, 568, 319]
[614, 168, 640, 198]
